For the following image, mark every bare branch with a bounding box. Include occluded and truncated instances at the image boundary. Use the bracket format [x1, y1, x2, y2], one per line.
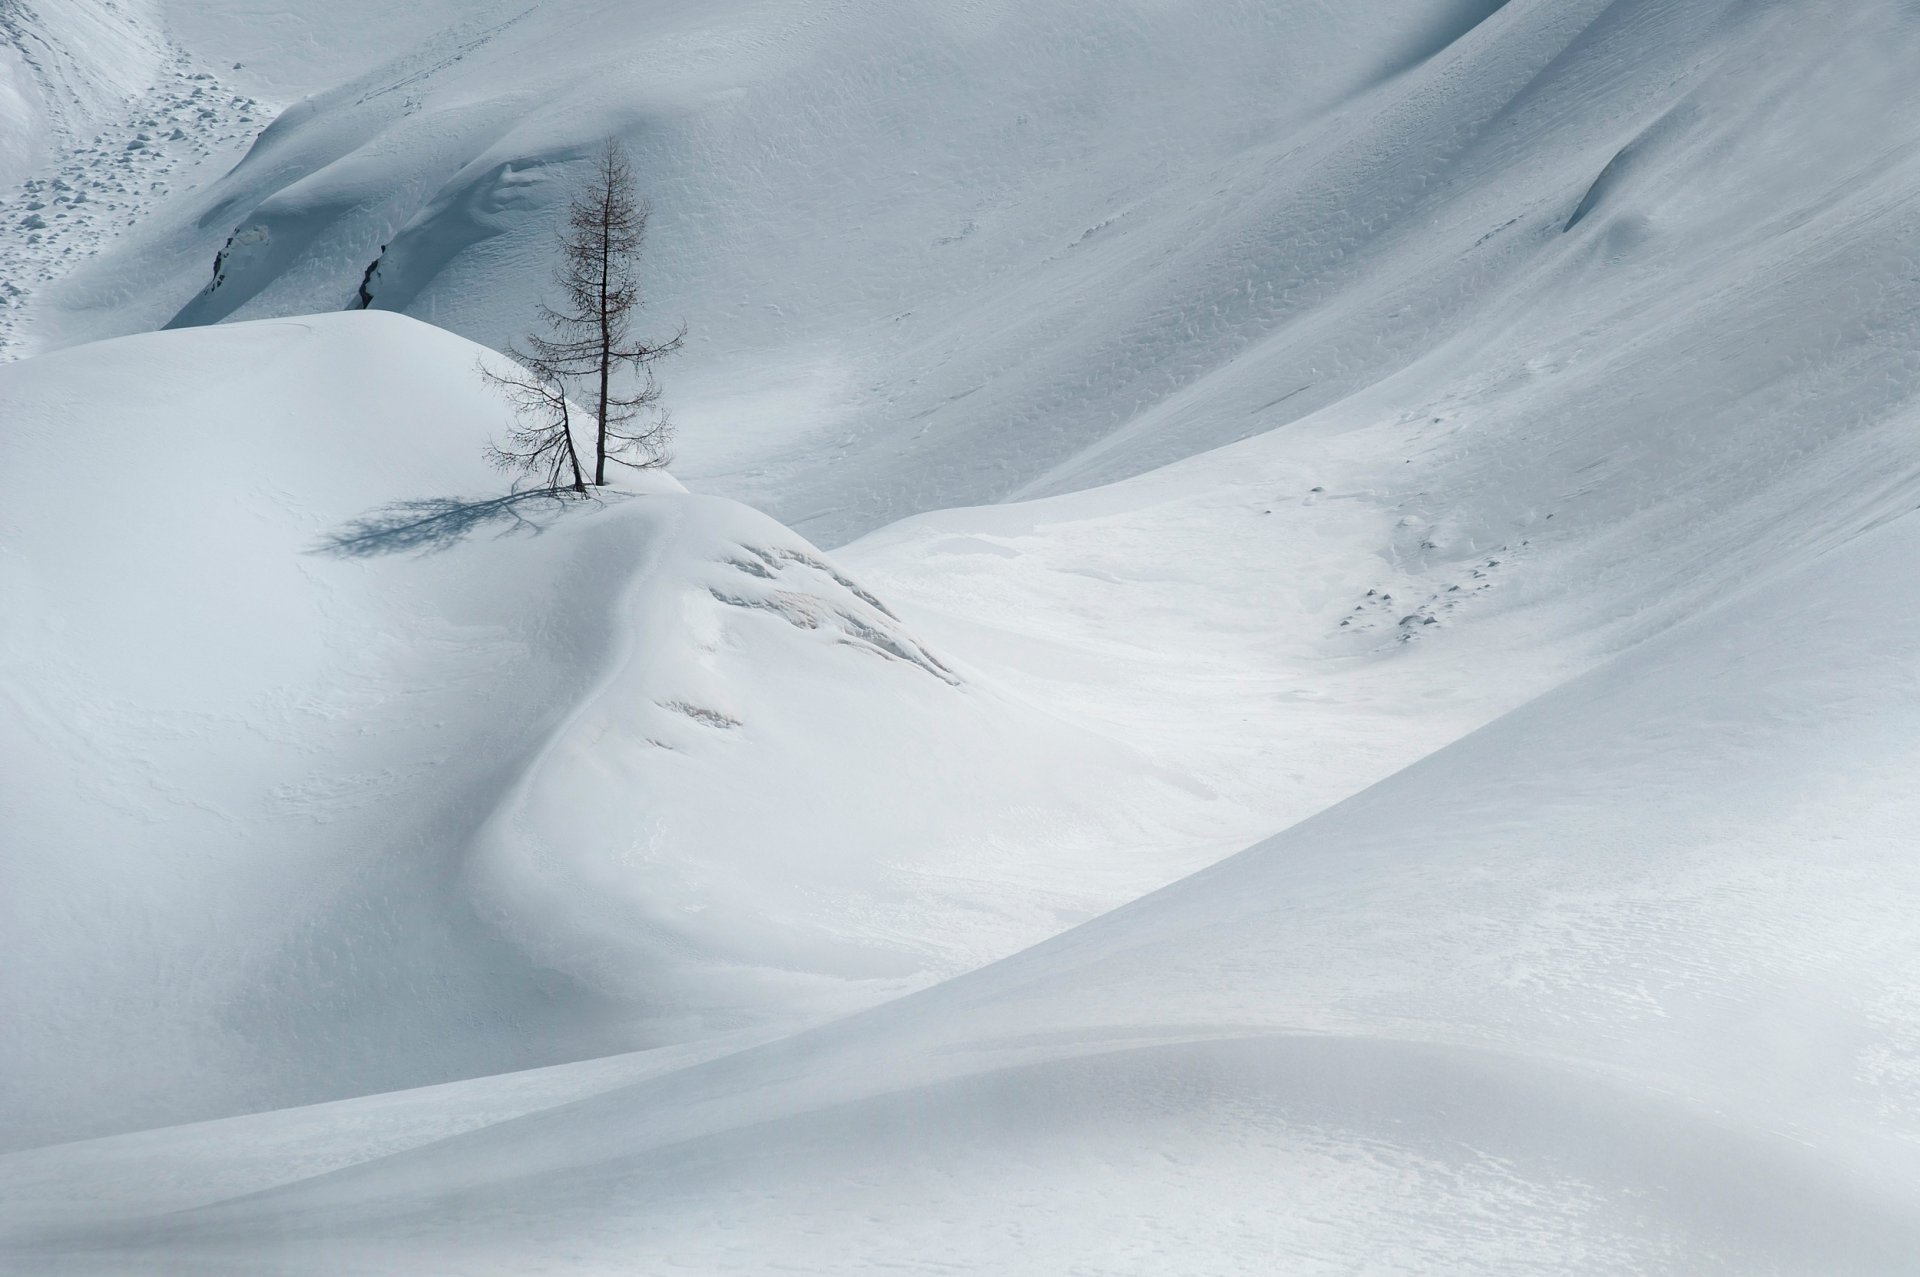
[477, 352, 588, 493]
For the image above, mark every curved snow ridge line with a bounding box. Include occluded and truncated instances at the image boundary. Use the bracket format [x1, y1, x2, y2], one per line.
[0, 1027, 779, 1239]
[165, 6, 565, 331]
[345, 3, 540, 111]
[91, 1029, 1920, 1276]
[456, 489, 961, 991]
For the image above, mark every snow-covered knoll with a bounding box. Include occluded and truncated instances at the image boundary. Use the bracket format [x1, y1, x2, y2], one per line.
[9, 474, 1920, 1273]
[7, 312, 1513, 1150]
[0, 319, 833, 1138]
[1, 313, 670, 1144]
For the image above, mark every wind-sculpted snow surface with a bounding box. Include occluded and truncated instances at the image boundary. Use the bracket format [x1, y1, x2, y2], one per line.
[0, 314, 670, 1144]
[0, 50, 266, 357]
[4, 313, 1394, 1147]
[10, 0, 1920, 553]
[7, 0, 1920, 1271]
[10, 502, 1920, 1273]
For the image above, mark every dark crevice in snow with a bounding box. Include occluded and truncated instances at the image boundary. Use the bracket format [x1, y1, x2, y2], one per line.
[353, 245, 387, 309]
[206, 232, 234, 289]
[202, 223, 268, 296]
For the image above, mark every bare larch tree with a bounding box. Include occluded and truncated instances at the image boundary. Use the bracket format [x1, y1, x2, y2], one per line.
[479, 356, 587, 493]
[536, 137, 682, 483]
[484, 136, 682, 491]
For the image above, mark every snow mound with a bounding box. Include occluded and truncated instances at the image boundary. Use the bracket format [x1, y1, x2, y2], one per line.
[0, 311, 1235, 1146]
[11, 485, 1920, 1274]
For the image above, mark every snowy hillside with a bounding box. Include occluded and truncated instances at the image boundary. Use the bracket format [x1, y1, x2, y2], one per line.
[12, 508, 1920, 1275]
[8, 312, 1384, 1147]
[5, 0, 1920, 1273]
[8, 1, 1920, 545]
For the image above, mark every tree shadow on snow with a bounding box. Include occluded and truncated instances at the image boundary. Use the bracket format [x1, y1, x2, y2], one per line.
[313, 490, 588, 558]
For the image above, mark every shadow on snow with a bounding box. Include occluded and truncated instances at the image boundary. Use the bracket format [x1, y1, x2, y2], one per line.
[312, 490, 593, 558]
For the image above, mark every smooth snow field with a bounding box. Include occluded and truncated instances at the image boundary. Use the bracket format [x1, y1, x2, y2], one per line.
[4, 0, 1920, 1273]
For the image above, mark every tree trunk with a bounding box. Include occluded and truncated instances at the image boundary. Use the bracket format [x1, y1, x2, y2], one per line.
[560, 391, 587, 493]
[594, 175, 614, 485]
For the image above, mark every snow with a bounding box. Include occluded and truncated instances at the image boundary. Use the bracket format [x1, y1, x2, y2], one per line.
[5, 0, 1910, 548]
[0, 0, 267, 359]
[0, 307, 1543, 1155]
[11, 490, 1920, 1271]
[4, 0, 1920, 1272]
[3, 312, 1496, 1151]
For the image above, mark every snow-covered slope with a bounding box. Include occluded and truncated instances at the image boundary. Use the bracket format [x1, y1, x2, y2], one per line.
[0, 0, 270, 357]
[0, 312, 668, 1143]
[9, 493, 1920, 1273]
[0, 0, 165, 186]
[0, 314, 1036, 1143]
[12, 0, 1920, 551]
[6, 0, 1920, 1271]
[7, 311, 1508, 1148]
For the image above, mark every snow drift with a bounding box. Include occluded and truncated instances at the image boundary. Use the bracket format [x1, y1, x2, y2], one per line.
[9, 477, 1920, 1273]
[8, 304, 1443, 1153]
[0, 311, 1263, 1147]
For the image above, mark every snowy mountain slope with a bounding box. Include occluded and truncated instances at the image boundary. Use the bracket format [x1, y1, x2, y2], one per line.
[0, 0, 532, 361]
[0, 0, 166, 186]
[0, 0, 1648, 510]
[9, 484, 1920, 1274]
[5, 310, 1520, 1149]
[147, 0, 1510, 342]
[14, 0, 1919, 557]
[150, 0, 533, 101]
[0, 312, 678, 1144]
[0, 0, 271, 359]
